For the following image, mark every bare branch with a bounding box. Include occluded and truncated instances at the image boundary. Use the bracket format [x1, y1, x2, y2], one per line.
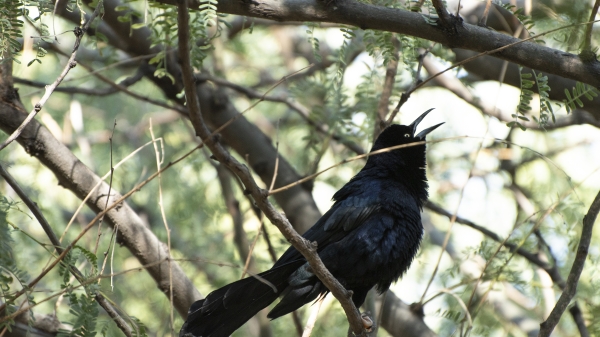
[431, 0, 454, 30]
[478, 0, 492, 26]
[581, 0, 600, 57]
[538, 190, 600, 336]
[13, 70, 144, 97]
[175, 1, 366, 334]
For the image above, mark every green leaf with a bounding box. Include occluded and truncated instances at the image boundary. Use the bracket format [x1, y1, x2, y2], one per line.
[564, 88, 572, 101]
[131, 22, 146, 29]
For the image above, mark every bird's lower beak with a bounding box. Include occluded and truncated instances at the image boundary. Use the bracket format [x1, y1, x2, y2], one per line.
[409, 108, 444, 139]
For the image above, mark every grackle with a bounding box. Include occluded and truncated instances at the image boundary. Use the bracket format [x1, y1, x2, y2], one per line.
[180, 109, 442, 337]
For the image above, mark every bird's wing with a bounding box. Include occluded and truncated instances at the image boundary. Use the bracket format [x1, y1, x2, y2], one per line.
[274, 186, 383, 267]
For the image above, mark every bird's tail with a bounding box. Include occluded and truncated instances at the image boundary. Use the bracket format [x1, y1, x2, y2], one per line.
[180, 260, 304, 337]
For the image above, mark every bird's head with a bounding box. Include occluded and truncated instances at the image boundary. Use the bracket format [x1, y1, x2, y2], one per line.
[362, 108, 443, 200]
[372, 108, 443, 152]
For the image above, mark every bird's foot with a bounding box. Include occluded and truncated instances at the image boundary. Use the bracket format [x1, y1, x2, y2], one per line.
[361, 312, 374, 332]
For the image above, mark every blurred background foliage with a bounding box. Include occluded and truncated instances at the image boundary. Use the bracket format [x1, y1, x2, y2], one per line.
[1, 0, 600, 336]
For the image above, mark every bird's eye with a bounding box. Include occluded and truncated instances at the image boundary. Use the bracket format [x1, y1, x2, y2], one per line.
[404, 134, 410, 138]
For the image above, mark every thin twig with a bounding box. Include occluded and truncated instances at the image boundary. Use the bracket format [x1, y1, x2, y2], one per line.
[582, 0, 600, 53]
[478, 0, 493, 26]
[14, 71, 144, 97]
[269, 120, 281, 192]
[60, 139, 160, 242]
[420, 127, 487, 303]
[195, 73, 365, 155]
[149, 119, 175, 334]
[240, 221, 262, 280]
[94, 120, 117, 255]
[270, 136, 466, 196]
[466, 211, 540, 311]
[374, 35, 399, 138]
[385, 46, 432, 125]
[0, 3, 102, 152]
[302, 296, 324, 337]
[422, 53, 600, 130]
[538, 190, 600, 336]
[23, 20, 181, 114]
[431, 0, 454, 29]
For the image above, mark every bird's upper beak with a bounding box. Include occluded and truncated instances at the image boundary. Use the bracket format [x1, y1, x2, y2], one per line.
[409, 108, 444, 140]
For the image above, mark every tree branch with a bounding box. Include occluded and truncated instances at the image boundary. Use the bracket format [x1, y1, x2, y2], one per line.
[581, 0, 600, 59]
[175, 1, 366, 335]
[159, 0, 600, 88]
[430, 0, 455, 31]
[13, 69, 144, 97]
[538, 190, 600, 336]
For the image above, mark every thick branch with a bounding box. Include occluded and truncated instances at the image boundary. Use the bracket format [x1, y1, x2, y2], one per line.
[159, 0, 600, 88]
[377, 292, 437, 337]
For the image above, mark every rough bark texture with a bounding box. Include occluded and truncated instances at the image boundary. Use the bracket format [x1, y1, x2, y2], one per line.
[147, 0, 600, 89]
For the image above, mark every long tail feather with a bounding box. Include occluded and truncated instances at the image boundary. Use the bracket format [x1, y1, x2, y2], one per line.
[180, 260, 304, 337]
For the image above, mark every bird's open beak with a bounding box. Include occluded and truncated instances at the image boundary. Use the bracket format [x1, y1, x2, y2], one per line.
[409, 108, 444, 139]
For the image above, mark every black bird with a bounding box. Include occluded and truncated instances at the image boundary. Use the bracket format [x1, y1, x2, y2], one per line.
[180, 109, 442, 337]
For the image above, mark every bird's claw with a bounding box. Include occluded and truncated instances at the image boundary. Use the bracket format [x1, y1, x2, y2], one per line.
[361, 313, 374, 332]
